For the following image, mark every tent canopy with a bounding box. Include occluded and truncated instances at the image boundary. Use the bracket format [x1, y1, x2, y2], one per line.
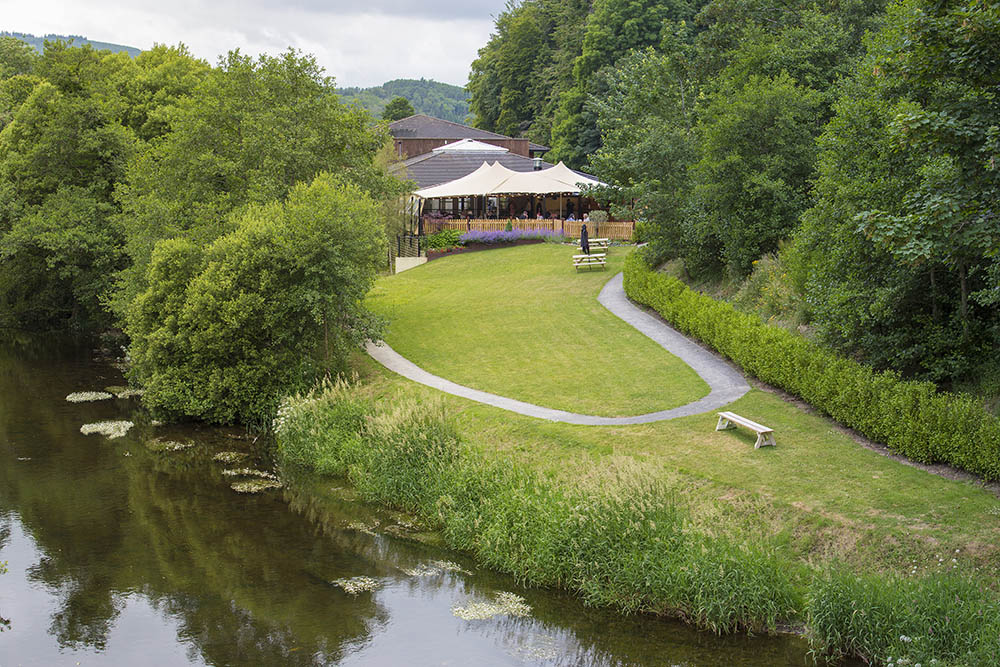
[413, 161, 605, 199]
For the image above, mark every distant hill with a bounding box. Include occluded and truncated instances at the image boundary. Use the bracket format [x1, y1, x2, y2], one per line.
[2, 31, 141, 57]
[338, 79, 469, 124]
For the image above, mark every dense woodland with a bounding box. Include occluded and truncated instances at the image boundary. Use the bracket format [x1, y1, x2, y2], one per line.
[470, 0, 999, 396]
[337, 78, 469, 123]
[0, 38, 406, 425]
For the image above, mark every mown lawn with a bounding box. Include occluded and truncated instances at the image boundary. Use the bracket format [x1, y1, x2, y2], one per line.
[367, 243, 708, 416]
[362, 243, 1000, 575]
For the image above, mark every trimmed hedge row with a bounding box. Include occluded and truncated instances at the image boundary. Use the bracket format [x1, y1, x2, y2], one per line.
[623, 252, 1000, 481]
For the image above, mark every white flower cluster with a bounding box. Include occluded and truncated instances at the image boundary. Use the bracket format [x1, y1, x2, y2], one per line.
[212, 451, 249, 464]
[333, 576, 380, 595]
[401, 560, 472, 577]
[230, 479, 283, 494]
[221, 468, 277, 479]
[66, 391, 113, 402]
[80, 421, 134, 439]
[452, 592, 531, 621]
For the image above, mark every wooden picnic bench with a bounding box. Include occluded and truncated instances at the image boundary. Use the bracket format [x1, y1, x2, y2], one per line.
[576, 237, 610, 252]
[573, 253, 607, 271]
[715, 411, 776, 449]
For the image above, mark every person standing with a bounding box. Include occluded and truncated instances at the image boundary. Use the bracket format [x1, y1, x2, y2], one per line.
[580, 222, 590, 255]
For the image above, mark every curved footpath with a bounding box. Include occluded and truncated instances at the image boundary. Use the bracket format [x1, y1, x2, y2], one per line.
[366, 272, 750, 425]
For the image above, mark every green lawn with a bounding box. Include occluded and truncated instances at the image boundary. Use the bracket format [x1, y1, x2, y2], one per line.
[362, 244, 1000, 574]
[367, 243, 708, 416]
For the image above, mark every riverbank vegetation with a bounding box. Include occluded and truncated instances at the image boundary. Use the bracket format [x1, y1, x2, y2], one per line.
[280, 244, 1000, 664]
[470, 0, 999, 406]
[0, 37, 406, 424]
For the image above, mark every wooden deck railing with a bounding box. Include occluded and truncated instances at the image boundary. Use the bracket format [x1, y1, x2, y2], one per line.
[423, 219, 635, 240]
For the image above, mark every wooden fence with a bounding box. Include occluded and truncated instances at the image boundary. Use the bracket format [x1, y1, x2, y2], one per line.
[423, 219, 635, 240]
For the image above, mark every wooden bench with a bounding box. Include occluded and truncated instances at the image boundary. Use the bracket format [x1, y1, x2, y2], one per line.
[715, 411, 776, 449]
[576, 237, 610, 252]
[573, 253, 607, 271]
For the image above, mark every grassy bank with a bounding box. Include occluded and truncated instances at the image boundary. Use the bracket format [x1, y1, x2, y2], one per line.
[283, 245, 1000, 664]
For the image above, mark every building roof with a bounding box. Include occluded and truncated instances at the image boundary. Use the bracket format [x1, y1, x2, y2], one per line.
[388, 114, 549, 153]
[391, 145, 598, 190]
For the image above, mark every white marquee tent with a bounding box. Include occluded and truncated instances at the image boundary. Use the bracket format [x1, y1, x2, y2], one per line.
[413, 161, 604, 199]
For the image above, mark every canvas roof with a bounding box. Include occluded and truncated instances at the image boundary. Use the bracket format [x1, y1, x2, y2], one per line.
[412, 161, 606, 198]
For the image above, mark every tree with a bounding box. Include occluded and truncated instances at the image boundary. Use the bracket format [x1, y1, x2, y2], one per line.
[114, 48, 401, 320]
[126, 173, 385, 426]
[381, 95, 414, 121]
[793, 0, 1000, 382]
[0, 36, 39, 79]
[692, 71, 822, 275]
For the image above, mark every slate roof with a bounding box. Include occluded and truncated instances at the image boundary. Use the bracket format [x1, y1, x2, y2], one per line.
[391, 149, 597, 190]
[388, 114, 549, 153]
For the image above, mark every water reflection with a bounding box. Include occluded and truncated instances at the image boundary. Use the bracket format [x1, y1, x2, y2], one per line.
[0, 336, 828, 665]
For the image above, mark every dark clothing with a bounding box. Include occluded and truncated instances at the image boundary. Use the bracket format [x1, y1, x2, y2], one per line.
[580, 224, 590, 255]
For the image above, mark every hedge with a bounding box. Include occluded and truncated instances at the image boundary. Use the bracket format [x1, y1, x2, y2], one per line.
[623, 252, 1000, 481]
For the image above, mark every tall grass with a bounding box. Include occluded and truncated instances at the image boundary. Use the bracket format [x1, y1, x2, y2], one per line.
[807, 569, 1000, 665]
[275, 380, 798, 634]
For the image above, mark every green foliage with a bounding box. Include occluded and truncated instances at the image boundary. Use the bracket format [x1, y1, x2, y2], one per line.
[792, 0, 1000, 383]
[624, 252, 1000, 480]
[338, 78, 469, 124]
[693, 72, 822, 275]
[114, 48, 401, 320]
[807, 568, 1000, 664]
[426, 229, 461, 249]
[127, 174, 385, 426]
[0, 35, 40, 79]
[1, 31, 141, 58]
[380, 95, 414, 121]
[276, 380, 798, 633]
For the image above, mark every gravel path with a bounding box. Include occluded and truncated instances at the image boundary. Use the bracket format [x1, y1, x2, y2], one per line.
[366, 271, 749, 425]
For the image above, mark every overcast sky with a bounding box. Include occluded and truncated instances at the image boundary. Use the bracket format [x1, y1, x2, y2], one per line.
[3, 0, 504, 87]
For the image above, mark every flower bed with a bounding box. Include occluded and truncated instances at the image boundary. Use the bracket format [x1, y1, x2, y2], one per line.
[425, 229, 566, 261]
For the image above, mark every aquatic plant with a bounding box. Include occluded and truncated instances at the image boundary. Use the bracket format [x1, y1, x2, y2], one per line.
[221, 468, 277, 479]
[333, 576, 380, 595]
[115, 388, 145, 399]
[146, 439, 193, 453]
[230, 479, 283, 494]
[212, 451, 249, 464]
[400, 560, 471, 577]
[66, 391, 113, 402]
[80, 421, 134, 439]
[452, 592, 532, 620]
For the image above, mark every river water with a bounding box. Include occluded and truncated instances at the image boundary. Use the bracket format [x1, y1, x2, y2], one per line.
[0, 336, 824, 666]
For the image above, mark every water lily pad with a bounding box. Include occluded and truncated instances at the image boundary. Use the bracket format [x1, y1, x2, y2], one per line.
[80, 421, 134, 439]
[146, 438, 193, 453]
[212, 451, 249, 464]
[67, 391, 113, 402]
[333, 576, 380, 595]
[230, 479, 283, 494]
[452, 592, 531, 620]
[221, 468, 277, 479]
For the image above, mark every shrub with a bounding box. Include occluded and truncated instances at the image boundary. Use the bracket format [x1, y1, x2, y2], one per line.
[623, 252, 1000, 481]
[588, 209, 609, 223]
[127, 173, 385, 426]
[426, 229, 461, 250]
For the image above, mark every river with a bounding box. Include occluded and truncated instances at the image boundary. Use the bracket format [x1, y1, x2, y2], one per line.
[0, 335, 825, 665]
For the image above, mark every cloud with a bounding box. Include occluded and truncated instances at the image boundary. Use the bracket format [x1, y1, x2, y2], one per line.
[3, 0, 500, 87]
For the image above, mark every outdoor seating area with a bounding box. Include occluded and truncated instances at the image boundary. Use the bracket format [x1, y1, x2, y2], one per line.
[715, 411, 776, 449]
[573, 253, 607, 271]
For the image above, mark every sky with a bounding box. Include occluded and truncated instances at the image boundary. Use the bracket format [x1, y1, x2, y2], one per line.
[2, 0, 504, 87]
